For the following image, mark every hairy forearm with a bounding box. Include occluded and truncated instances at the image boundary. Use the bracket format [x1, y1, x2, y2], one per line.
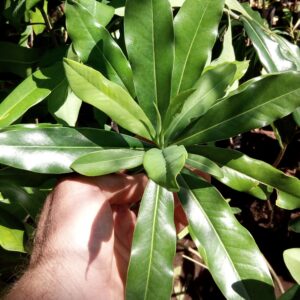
[5, 257, 118, 300]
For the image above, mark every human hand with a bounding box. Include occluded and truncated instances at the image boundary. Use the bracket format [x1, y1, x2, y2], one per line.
[7, 174, 147, 300]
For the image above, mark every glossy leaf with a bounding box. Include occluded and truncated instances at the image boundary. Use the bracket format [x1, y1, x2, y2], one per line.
[178, 172, 274, 300]
[188, 146, 300, 209]
[0, 126, 146, 174]
[242, 17, 296, 72]
[0, 41, 41, 77]
[165, 63, 236, 142]
[171, 0, 225, 96]
[225, 0, 253, 19]
[0, 210, 25, 253]
[0, 62, 65, 129]
[66, 1, 135, 95]
[63, 59, 155, 140]
[71, 149, 144, 176]
[186, 153, 223, 178]
[126, 180, 176, 300]
[283, 249, 300, 284]
[176, 72, 300, 145]
[125, 0, 174, 126]
[143, 145, 188, 192]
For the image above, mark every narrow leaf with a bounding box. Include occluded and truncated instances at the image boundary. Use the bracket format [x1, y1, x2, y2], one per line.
[63, 59, 155, 140]
[186, 153, 223, 178]
[126, 180, 176, 300]
[125, 0, 174, 125]
[166, 63, 236, 142]
[171, 0, 225, 96]
[66, 1, 135, 95]
[176, 72, 300, 145]
[143, 145, 188, 192]
[71, 149, 144, 176]
[242, 17, 296, 72]
[188, 146, 300, 209]
[0, 126, 146, 173]
[0, 62, 65, 128]
[178, 172, 274, 300]
[278, 285, 300, 300]
[0, 41, 41, 77]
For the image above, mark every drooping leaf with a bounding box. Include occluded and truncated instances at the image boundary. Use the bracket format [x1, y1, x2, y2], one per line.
[283, 249, 300, 284]
[171, 0, 225, 97]
[143, 145, 188, 192]
[66, 1, 135, 95]
[63, 59, 155, 140]
[0, 210, 25, 253]
[125, 0, 174, 126]
[0, 41, 41, 77]
[225, 0, 253, 20]
[176, 72, 300, 145]
[178, 172, 274, 300]
[0, 126, 146, 174]
[188, 146, 300, 209]
[241, 17, 296, 72]
[126, 180, 176, 300]
[165, 63, 236, 142]
[71, 149, 144, 176]
[186, 153, 223, 178]
[0, 62, 65, 129]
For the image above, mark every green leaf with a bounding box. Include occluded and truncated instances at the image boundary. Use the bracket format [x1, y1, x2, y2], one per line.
[188, 146, 300, 209]
[0, 181, 41, 220]
[47, 78, 82, 126]
[66, 1, 135, 96]
[278, 285, 300, 300]
[176, 72, 300, 145]
[25, 0, 42, 11]
[0, 126, 146, 174]
[186, 153, 223, 178]
[225, 0, 253, 19]
[293, 108, 300, 126]
[126, 180, 176, 300]
[125, 0, 174, 126]
[143, 145, 188, 192]
[71, 149, 144, 176]
[0, 41, 41, 77]
[0, 210, 25, 253]
[165, 63, 236, 142]
[289, 217, 300, 233]
[241, 17, 297, 72]
[0, 62, 65, 129]
[283, 249, 300, 284]
[171, 0, 225, 96]
[178, 172, 274, 300]
[63, 59, 155, 140]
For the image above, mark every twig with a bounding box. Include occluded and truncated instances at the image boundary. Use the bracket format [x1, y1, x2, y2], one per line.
[38, 5, 58, 46]
[264, 257, 285, 295]
[224, 8, 240, 20]
[273, 144, 287, 168]
[182, 254, 208, 269]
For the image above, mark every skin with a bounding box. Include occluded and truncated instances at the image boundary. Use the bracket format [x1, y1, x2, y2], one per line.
[5, 171, 207, 300]
[6, 174, 148, 300]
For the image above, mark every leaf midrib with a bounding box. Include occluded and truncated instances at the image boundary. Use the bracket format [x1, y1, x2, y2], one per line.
[167, 67, 235, 138]
[144, 184, 160, 300]
[175, 1, 209, 95]
[182, 177, 249, 298]
[177, 85, 300, 144]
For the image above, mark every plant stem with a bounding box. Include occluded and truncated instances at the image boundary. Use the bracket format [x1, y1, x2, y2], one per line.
[38, 5, 58, 47]
[182, 254, 208, 269]
[223, 8, 240, 20]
